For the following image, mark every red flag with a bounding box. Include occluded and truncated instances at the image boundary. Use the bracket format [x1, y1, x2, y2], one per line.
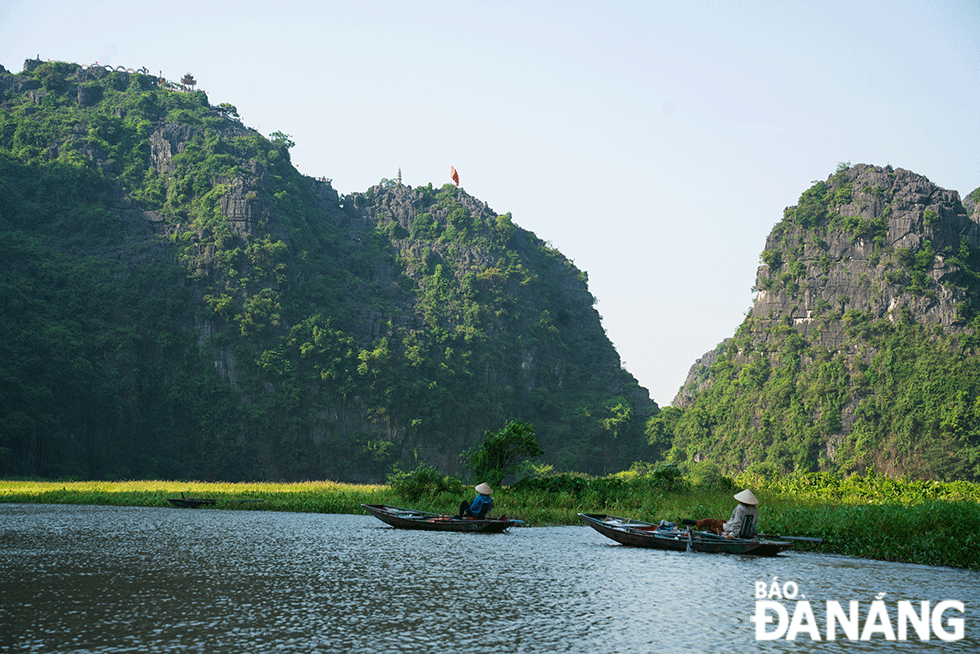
[450, 166, 459, 187]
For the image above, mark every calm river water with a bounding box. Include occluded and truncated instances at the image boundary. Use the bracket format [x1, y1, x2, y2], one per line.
[1, 503, 977, 653]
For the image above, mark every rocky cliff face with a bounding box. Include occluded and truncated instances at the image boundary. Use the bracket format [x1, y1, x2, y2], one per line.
[752, 166, 978, 337]
[670, 164, 980, 479]
[0, 58, 655, 481]
[677, 165, 980, 408]
[326, 183, 654, 471]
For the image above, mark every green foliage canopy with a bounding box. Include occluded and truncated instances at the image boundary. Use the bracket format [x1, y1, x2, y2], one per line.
[0, 60, 655, 482]
[461, 420, 545, 486]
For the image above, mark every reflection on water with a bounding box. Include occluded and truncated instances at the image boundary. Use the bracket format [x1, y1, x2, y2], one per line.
[1, 504, 976, 653]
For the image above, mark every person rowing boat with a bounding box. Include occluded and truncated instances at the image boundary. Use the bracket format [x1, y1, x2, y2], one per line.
[456, 483, 493, 519]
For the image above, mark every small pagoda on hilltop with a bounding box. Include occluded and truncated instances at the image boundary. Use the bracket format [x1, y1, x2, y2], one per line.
[181, 73, 196, 90]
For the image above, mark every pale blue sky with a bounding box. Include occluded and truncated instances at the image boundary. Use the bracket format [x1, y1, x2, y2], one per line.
[2, 1, 978, 407]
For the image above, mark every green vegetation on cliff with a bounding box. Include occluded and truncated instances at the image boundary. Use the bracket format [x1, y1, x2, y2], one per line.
[0, 59, 655, 482]
[658, 164, 980, 481]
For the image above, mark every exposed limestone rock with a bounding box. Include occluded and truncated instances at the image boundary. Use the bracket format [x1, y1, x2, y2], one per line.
[149, 123, 194, 175]
[750, 166, 976, 337]
[77, 84, 102, 107]
[219, 174, 276, 239]
[675, 164, 979, 409]
[673, 340, 728, 408]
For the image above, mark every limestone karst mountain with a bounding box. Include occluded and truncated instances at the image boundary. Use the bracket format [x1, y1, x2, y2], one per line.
[0, 58, 655, 481]
[668, 164, 980, 480]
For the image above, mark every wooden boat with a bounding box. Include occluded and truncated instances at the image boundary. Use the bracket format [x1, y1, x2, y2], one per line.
[167, 495, 217, 508]
[167, 496, 267, 509]
[578, 513, 793, 557]
[361, 504, 521, 533]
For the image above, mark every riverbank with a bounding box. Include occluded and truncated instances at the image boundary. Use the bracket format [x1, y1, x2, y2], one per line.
[3, 476, 978, 570]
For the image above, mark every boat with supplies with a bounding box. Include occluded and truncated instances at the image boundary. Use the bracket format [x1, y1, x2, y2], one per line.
[362, 504, 523, 533]
[578, 513, 793, 557]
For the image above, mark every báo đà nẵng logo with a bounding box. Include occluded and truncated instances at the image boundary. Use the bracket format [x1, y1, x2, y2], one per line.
[751, 577, 965, 642]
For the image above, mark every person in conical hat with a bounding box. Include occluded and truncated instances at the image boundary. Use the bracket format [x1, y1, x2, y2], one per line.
[456, 482, 494, 519]
[722, 489, 759, 539]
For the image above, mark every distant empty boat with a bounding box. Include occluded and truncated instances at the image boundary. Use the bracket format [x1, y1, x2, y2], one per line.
[167, 494, 217, 509]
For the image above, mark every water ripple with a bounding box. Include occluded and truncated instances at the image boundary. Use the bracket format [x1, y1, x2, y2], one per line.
[1, 504, 977, 653]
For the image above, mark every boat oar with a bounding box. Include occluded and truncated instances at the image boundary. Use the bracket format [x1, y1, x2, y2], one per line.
[757, 534, 823, 543]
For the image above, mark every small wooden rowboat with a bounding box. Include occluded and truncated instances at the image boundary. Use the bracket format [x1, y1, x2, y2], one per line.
[362, 504, 521, 533]
[578, 513, 793, 557]
[167, 496, 217, 508]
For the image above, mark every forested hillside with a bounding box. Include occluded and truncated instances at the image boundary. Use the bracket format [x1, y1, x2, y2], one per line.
[658, 164, 980, 481]
[0, 58, 656, 482]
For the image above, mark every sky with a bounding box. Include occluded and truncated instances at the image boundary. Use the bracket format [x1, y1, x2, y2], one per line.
[2, 0, 978, 407]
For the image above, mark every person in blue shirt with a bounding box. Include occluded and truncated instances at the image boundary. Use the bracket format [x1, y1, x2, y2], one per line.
[456, 483, 493, 519]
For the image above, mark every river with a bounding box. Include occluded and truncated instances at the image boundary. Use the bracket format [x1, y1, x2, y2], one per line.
[1, 503, 976, 653]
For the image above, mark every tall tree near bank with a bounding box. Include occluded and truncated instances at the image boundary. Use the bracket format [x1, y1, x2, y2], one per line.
[460, 420, 545, 486]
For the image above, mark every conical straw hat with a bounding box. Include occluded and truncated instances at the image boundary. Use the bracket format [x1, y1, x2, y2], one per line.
[734, 489, 759, 505]
[475, 483, 492, 495]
